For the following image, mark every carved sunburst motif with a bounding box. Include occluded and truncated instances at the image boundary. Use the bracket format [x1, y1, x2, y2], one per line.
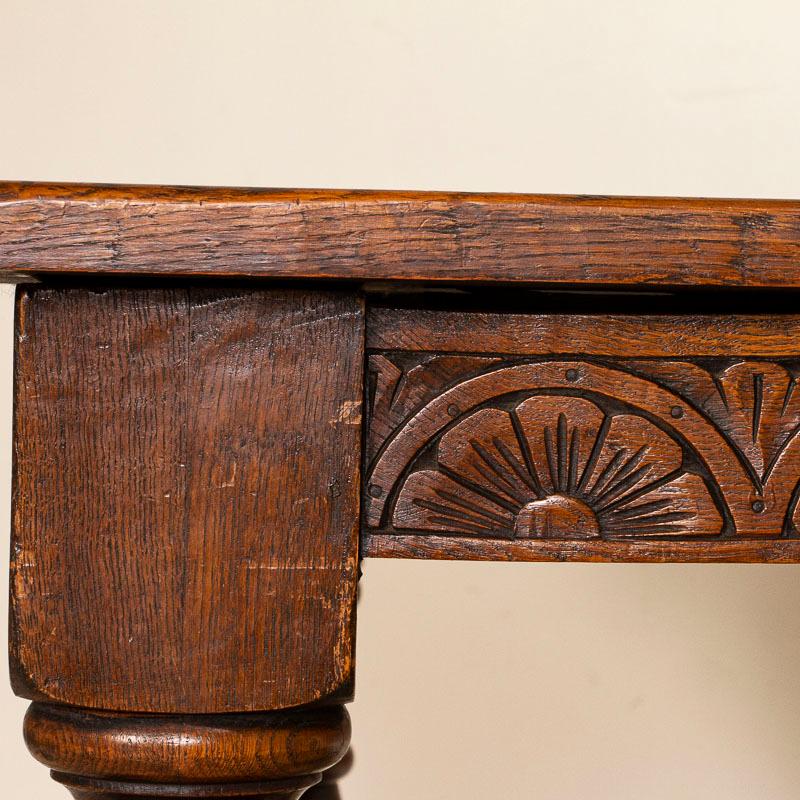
[393, 396, 722, 539]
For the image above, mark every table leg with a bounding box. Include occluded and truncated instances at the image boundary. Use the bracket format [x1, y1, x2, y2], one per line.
[10, 285, 364, 798]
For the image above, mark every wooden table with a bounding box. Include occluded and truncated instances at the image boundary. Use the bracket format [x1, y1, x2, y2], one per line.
[3, 182, 800, 798]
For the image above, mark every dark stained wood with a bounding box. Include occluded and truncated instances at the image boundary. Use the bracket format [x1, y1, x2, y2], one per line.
[302, 750, 353, 800]
[367, 309, 800, 355]
[389, 396, 722, 539]
[2, 182, 800, 287]
[53, 777, 320, 799]
[10, 180, 800, 795]
[11, 285, 364, 714]
[364, 313, 800, 561]
[362, 535, 800, 562]
[25, 703, 349, 796]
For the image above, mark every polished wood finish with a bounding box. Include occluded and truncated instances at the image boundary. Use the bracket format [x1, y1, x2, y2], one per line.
[364, 312, 800, 561]
[302, 751, 353, 800]
[6, 181, 800, 796]
[362, 535, 800, 562]
[1, 182, 800, 287]
[25, 703, 350, 798]
[12, 285, 363, 713]
[10, 284, 362, 796]
[367, 309, 800, 356]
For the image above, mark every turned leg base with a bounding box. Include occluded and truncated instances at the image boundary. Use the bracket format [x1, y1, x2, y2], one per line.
[24, 704, 350, 800]
[52, 774, 318, 799]
[52, 774, 319, 799]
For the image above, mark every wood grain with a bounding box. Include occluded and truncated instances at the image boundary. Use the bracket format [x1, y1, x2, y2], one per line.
[11, 285, 364, 714]
[364, 313, 800, 561]
[25, 702, 350, 785]
[362, 535, 800, 562]
[9, 179, 800, 793]
[2, 182, 800, 287]
[367, 309, 800, 355]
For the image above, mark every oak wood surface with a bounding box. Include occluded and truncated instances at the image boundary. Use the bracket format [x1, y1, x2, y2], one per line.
[25, 703, 350, 785]
[367, 309, 800, 355]
[11, 285, 364, 714]
[8, 180, 800, 795]
[2, 182, 800, 287]
[363, 536, 800, 562]
[364, 311, 800, 562]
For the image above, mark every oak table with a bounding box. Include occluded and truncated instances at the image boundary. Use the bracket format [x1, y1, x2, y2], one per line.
[3, 183, 800, 798]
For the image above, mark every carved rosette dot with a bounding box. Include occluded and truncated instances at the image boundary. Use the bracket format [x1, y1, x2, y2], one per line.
[393, 396, 722, 539]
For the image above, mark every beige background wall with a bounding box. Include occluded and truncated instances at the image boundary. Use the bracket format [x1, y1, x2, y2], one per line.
[2, 2, 800, 798]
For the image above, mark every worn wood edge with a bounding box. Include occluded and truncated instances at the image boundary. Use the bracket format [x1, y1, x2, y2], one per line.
[2, 181, 800, 286]
[8, 287, 53, 703]
[336, 292, 366, 705]
[4, 180, 799, 207]
[366, 309, 800, 355]
[361, 535, 800, 563]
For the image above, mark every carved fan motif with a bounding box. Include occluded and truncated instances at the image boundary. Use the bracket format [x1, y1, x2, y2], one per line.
[393, 396, 722, 539]
[716, 362, 800, 481]
[625, 360, 800, 484]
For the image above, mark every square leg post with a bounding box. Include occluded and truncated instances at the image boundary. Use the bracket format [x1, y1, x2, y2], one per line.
[11, 286, 364, 798]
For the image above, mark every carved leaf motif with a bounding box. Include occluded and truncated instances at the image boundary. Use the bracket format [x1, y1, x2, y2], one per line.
[602, 473, 721, 537]
[626, 360, 800, 484]
[393, 469, 516, 536]
[367, 355, 403, 461]
[515, 397, 605, 496]
[436, 408, 534, 505]
[367, 354, 501, 460]
[717, 362, 800, 480]
[392, 397, 722, 539]
[793, 489, 800, 533]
